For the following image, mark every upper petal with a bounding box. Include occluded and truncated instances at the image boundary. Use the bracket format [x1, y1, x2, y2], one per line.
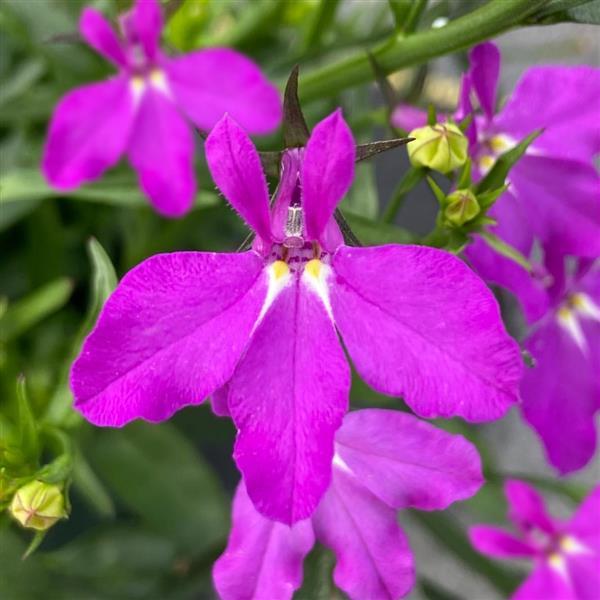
[205, 115, 272, 241]
[312, 469, 415, 600]
[228, 271, 350, 524]
[495, 66, 600, 162]
[79, 8, 127, 67]
[504, 480, 556, 535]
[124, 0, 162, 62]
[390, 104, 428, 132]
[468, 42, 500, 122]
[42, 77, 135, 189]
[468, 525, 536, 559]
[331, 245, 523, 422]
[301, 110, 355, 244]
[164, 48, 282, 134]
[568, 486, 600, 552]
[213, 482, 314, 600]
[71, 251, 267, 426]
[335, 409, 483, 510]
[521, 318, 598, 474]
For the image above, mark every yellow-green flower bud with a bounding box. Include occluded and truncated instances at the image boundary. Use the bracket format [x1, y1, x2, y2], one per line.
[444, 189, 480, 227]
[408, 123, 468, 174]
[9, 480, 66, 530]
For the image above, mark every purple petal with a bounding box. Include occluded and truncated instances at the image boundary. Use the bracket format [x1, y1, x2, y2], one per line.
[513, 563, 575, 600]
[210, 384, 230, 417]
[504, 480, 556, 535]
[456, 73, 478, 147]
[331, 245, 522, 422]
[465, 189, 549, 324]
[495, 66, 600, 162]
[71, 251, 267, 426]
[313, 469, 415, 600]
[127, 87, 195, 217]
[128, 0, 162, 62]
[521, 318, 598, 474]
[205, 115, 272, 242]
[510, 156, 600, 258]
[228, 277, 350, 524]
[468, 525, 535, 559]
[390, 104, 427, 131]
[301, 110, 355, 244]
[165, 48, 282, 134]
[79, 8, 127, 67]
[568, 486, 600, 552]
[43, 77, 135, 189]
[468, 42, 500, 121]
[213, 482, 314, 600]
[566, 554, 600, 600]
[335, 409, 483, 510]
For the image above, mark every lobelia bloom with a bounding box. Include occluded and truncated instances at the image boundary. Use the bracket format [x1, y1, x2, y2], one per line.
[214, 408, 483, 600]
[70, 109, 522, 524]
[519, 256, 600, 474]
[470, 480, 600, 600]
[42, 0, 281, 217]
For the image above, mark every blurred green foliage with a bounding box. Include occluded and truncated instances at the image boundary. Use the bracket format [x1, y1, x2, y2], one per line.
[0, 0, 595, 598]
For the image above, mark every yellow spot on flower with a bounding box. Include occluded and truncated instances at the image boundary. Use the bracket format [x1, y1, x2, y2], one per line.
[489, 135, 512, 153]
[548, 553, 565, 571]
[305, 259, 322, 279]
[149, 69, 167, 89]
[557, 306, 572, 321]
[272, 260, 289, 280]
[478, 154, 495, 173]
[131, 76, 145, 94]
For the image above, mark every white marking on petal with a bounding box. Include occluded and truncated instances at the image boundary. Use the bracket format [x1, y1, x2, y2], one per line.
[253, 262, 292, 333]
[332, 452, 353, 475]
[149, 69, 173, 99]
[302, 260, 334, 321]
[573, 293, 600, 323]
[560, 535, 593, 555]
[130, 76, 146, 107]
[557, 307, 587, 354]
[548, 553, 570, 581]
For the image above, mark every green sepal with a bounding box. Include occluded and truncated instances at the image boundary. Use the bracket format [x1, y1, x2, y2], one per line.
[478, 185, 508, 210]
[457, 158, 472, 190]
[22, 530, 47, 560]
[476, 130, 542, 194]
[426, 176, 446, 206]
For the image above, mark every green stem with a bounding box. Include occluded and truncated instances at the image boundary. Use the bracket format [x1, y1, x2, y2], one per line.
[299, 0, 547, 101]
[302, 0, 341, 52]
[382, 167, 425, 223]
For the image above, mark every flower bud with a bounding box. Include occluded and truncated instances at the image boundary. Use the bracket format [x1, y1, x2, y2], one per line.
[444, 189, 480, 226]
[9, 480, 66, 530]
[408, 123, 468, 173]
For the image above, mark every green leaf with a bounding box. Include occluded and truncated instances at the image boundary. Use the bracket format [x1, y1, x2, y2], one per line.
[343, 211, 418, 245]
[22, 529, 47, 559]
[426, 175, 447, 206]
[16, 377, 39, 464]
[0, 277, 73, 343]
[87, 421, 229, 556]
[86, 238, 117, 312]
[457, 158, 472, 190]
[528, 0, 600, 24]
[0, 168, 218, 229]
[479, 231, 533, 273]
[475, 130, 542, 194]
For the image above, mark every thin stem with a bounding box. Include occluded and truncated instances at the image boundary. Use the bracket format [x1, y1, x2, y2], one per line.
[299, 0, 547, 101]
[403, 0, 428, 34]
[382, 167, 425, 223]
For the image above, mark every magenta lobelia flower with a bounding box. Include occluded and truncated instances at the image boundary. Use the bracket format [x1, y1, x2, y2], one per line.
[458, 43, 600, 324]
[70, 109, 522, 524]
[214, 409, 483, 600]
[42, 0, 281, 217]
[518, 256, 600, 474]
[470, 480, 600, 600]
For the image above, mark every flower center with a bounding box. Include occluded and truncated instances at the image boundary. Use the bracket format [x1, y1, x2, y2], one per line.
[476, 133, 516, 175]
[556, 292, 600, 353]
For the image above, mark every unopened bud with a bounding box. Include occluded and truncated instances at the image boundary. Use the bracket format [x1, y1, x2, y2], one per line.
[408, 123, 468, 174]
[9, 480, 66, 530]
[444, 189, 480, 226]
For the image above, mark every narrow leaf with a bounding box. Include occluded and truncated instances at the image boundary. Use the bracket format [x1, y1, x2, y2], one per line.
[476, 130, 542, 194]
[22, 530, 47, 560]
[71, 450, 115, 518]
[426, 176, 447, 206]
[16, 377, 39, 464]
[479, 231, 532, 272]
